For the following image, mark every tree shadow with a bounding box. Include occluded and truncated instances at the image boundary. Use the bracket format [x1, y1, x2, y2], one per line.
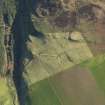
[12, 0, 45, 105]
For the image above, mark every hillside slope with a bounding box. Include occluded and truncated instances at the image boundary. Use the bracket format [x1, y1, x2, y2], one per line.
[0, 0, 105, 105]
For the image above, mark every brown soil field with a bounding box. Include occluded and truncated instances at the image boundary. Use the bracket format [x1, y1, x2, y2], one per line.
[50, 66, 105, 105]
[83, 21, 105, 55]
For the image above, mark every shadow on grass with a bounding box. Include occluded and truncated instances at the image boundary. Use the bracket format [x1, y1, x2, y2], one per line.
[12, 0, 45, 105]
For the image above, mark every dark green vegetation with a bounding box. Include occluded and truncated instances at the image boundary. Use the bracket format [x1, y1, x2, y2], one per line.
[0, 20, 5, 75]
[0, 0, 18, 105]
[2, 0, 16, 26]
[0, 0, 16, 75]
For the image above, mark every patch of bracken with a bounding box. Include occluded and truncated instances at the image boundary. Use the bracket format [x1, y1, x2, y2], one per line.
[53, 11, 76, 28]
[78, 4, 95, 21]
[34, 0, 63, 17]
[78, 4, 105, 22]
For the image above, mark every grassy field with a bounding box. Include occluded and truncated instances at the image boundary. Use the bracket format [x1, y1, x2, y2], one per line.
[80, 54, 105, 94]
[29, 79, 62, 105]
[0, 78, 17, 105]
[28, 54, 105, 105]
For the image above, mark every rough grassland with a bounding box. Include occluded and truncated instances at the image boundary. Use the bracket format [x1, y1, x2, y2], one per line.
[0, 78, 15, 105]
[24, 32, 93, 85]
